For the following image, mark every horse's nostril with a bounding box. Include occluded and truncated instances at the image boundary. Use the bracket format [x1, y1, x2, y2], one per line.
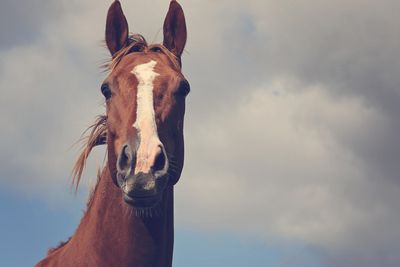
[153, 145, 168, 174]
[117, 144, 134, 175]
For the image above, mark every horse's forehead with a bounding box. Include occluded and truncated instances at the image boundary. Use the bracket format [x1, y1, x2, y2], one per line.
[119, 53, 175, 76]
[110, 54, 180, 93]
[131, 60, 159, 84]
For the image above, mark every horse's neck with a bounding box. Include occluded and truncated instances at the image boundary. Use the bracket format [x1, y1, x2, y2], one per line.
[38, 167, 174, 267]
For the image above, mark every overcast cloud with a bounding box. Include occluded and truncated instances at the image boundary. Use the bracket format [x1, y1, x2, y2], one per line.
[1, 0, 399, 266]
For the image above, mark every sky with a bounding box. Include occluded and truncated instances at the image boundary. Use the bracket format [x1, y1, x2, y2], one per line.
[0, 0, 399, 266]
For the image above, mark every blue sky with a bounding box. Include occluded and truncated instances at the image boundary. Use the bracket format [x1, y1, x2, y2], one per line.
[1, 0, 400, 266]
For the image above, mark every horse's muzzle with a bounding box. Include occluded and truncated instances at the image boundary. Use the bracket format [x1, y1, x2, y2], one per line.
[122, 172, 168, 207]
[116, 142, 169, 207]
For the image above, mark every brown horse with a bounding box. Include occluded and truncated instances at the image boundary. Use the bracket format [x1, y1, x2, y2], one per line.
[36, 1, 188, 266]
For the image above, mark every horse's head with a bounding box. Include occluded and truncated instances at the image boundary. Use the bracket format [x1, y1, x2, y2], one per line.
[101, 0, 188, 208]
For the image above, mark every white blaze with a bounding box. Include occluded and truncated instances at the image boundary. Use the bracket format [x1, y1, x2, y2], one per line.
[131, 60, 162, 174]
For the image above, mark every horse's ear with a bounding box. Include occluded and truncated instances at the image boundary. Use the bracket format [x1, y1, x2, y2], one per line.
[163, 0, 187, 58]
[106, 0, 129, 56]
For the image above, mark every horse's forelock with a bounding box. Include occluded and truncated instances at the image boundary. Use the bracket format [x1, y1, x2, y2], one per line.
[105, 34, 181, 72]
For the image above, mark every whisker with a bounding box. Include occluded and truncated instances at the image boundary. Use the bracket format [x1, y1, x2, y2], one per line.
[167, 161, 180, 168]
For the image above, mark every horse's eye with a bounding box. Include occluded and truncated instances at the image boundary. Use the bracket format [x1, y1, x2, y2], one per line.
[101, 84, 112, 99]
[150, 47, 162, 52]
[130, 45, 142, 52]
[175, 80, 190, 97]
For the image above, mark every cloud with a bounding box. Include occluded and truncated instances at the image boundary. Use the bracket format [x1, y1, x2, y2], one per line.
[177, 79, 400, 267]
[0, 1, 106, 201]
[0, 0, 64, 50]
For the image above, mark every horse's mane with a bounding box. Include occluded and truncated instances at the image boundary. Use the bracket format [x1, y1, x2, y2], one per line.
[71, 34, 180, 190]
[47, 237, 72, 255]
[71, 115, 107, 191]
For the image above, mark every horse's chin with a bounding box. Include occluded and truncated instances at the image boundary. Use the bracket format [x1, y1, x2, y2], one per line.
[123, 193, 162, 209]
[123, 193, 163, 218]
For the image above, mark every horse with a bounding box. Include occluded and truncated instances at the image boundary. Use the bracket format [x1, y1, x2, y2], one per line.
[36, 1, 188, 266]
